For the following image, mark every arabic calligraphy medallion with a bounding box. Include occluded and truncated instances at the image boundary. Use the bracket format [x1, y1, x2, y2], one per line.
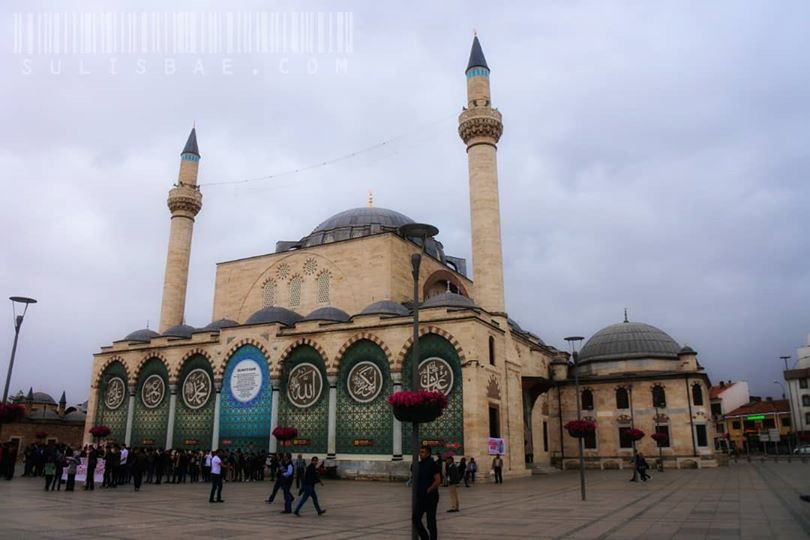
[141, 374, 166, 408]
[347, 361, 383, 403]
[182, 368, 212, 409]
[105, 377, 125, 410]
[287, 362, 323, 408]
[417, 357, 454, 396]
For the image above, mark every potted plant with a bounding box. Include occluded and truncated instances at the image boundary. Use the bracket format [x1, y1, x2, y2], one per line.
[272, 426, 298, 445]
[387, 390, 448, 423]
[89, 425, 111, 442]
[564, 420, 597, 438]
[0, 403, 25, 423]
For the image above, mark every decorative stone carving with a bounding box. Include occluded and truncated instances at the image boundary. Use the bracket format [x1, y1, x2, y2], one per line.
[167, 186, 202, 216]
[486, 375, 500, 400]
[287, 363, 323, 408]
[417, 357, 454, 396]
[276, 263, 291, 280]
[141, 374, 166, 408]
[182, 368, 212, 409]
[104, 377, 126, 410]
[347, 361, 383, 403]
[303, 257, 318, 275]
[458, 108, 503, 144]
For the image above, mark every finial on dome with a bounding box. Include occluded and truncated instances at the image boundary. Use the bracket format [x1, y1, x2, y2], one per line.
[623, 308, 629, 323]
[368, 190, 374, 208]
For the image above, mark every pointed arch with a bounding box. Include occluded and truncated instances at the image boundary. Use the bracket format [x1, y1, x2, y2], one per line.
[335, 332, 393, 373]
[94, 355, 130, 387]
[393, 325, 467, 371]
[135, 352, 170, 383]
[219, 337, 272, 378]
[173, 348, 215, 380]
[277, 337, 329, 377]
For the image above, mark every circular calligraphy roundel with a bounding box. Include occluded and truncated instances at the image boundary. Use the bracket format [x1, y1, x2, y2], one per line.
[417, 357, 454, 396]
[182, 368, 212, 410]
[287, 362, 323, 408]
[347, 361, 383, 404]
[141, 374, 166, 409]
[104, 377, 126, 410]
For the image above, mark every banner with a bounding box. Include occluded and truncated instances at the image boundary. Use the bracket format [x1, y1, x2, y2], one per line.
[487, 437, 505, 455]
[61, 457, 105, 483]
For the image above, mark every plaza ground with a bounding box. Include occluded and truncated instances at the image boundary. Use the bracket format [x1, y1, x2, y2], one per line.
[1, 462, 809, 539]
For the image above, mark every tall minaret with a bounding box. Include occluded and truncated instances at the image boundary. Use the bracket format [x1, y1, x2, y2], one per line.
[159, 128, 203, 332]
[459, 36, 506, 313]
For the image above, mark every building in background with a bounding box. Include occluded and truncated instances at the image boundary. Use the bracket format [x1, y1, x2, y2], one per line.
[0, 388, 87, 449]
[709, 380, 750, 450]
[723, 398, 791, 453]
[784, 335, 810, 438]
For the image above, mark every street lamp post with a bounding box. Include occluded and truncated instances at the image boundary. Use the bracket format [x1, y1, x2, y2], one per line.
[564, 336, 586, 501]
[779, 355, 798, 453]
[773, 379, 794, 457]
[3, 296, 37, 403]
[399, 223, 438, 540]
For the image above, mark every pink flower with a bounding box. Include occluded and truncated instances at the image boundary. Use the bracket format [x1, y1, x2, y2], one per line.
[387, 391, 448, 410]
[272, 427, 299, 440]
[89, 425, 111, 437]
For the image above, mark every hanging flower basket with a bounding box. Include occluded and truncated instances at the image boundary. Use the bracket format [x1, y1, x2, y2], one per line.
[564, 420, 597, 438]
[651, 432, 669, 446]
[625, 428, 645, 442]
[388, 391, 448, 423]
[89, 425, 111, 439]
[272, 426, 298, 441]
[0, 403, 25, 423]
[34, 431, 48, 440]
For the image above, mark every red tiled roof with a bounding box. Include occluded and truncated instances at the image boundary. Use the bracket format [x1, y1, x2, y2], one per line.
[725, 399, 790, 417]
[709, 384, 733, 399]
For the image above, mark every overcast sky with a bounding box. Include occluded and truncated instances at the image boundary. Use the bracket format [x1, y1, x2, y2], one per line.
[1, 1, 808, 405]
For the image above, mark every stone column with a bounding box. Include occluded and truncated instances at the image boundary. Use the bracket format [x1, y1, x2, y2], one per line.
[83, 386, 99, 445]
[166, 383, 177, 449]
[211, 379, 222, 449]
[124, 383, 136, 446]
[327, 375, 338, 460]
[269, 379, 281, 453]
[392, 372, 403, 460]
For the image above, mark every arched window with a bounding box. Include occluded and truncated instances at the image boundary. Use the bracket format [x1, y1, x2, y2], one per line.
[263, 280, 276, 307]
[317, 271, 330, 304]
[488, 336, 495, 366]
[691, 383, 703, 406]
[581, 389, 594, 410]
[289, 275, 302, 307]
[652, 386, 666, 408]
[616, 387, 629, 409]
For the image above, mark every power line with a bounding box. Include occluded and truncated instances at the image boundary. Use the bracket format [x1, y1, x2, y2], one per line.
[198, 113, 456, 188]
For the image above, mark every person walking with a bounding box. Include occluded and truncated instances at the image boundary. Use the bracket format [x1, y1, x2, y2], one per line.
[44, 457, 56, 491]
[445, 455, 460, 512]
[280, 454, 295, 514]
[458, 457, 468, 488]
[84, 445, 97, 490]
[468, 457, 477, 484]
[53, 447, 65, 491]
[294, 454, 306, 491]
[635, 452, 651, 482]
[132, 448, 148, 491]
[266, 454, 294, 506]
[413, 445, 441, 540]
[209, 449, 225, 503]
[492, 454, 503, 484]
[294, 456, 326, 517]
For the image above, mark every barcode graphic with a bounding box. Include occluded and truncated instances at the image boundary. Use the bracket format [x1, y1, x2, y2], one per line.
[12, 11, 354, 55]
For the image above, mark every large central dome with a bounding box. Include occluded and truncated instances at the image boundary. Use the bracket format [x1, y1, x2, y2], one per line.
[578, 321, 681, 363]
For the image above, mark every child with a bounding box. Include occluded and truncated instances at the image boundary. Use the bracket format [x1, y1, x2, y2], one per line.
[44, 458, 56, 491]
[66, 451, 80, 491]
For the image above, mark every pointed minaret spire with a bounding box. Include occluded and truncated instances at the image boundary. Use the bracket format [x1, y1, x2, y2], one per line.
[59, 391, 66, 406]
[624, 308, 629, 323]
[159, 128, 203, 332]
[459, 34, 505, 313]
[26, 387, 33, 401]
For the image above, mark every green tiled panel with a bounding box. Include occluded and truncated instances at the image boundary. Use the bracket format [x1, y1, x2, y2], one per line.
[219, 345, 272, 452]
[401, 333, 465, 455]
[131, 358, 170, 448]
[173, 355, 215, 450]
[94, 362, 128, 443]
[277, 345, 328, 454]
[336, 340, 393, 455]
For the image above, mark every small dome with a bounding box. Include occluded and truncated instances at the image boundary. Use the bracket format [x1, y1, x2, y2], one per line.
[163, 324, 196, 338]
[63, 410, 87, 422]
[245, 306, 302, 326]
[579, 321, 681, 363]
[679, 345, 697, 355]
[359, 300, 410, 317]
[31, 392, 56, 405]
[421, 292, 476, 309]
[123, 328, 160, 342]
[200, 319, 239, 332]
[27, 408, 60, 420]
[303, 307, 351, 323]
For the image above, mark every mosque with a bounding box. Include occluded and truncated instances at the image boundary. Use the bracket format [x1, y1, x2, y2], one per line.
[84, 37, 716, 479]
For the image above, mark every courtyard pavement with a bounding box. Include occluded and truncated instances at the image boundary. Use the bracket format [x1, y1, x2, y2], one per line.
[0, 461, 809, 539]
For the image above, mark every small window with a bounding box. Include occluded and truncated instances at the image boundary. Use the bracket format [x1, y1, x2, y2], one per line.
[743, 420, 755, 430]
[763, 418, 775, 429]
[263, 280, 276, 307]
[805, 412, 810, 425]
[716, 423, 725, 433]
[782, 416, 791, 428]
[316, 272, 330, 304]
[732, 421, 741, 430]
[584, 430, 597, 449]
[711, 403, 722, 416]
[800, 379, 808, 389]
[489, 406, 500, 438]
[488, 336, 495, 366]
[616, 388, 629, 409]
[655, 425, 671, 448]
[289, 275, 302, 307]
[695, 425, 708, 447]
[618, 427, 634, 449]
[581, 389, 594, 410]
[803, 395, 810, 407]
[692, 384, 703, 406]
[652, 386, 666, 408]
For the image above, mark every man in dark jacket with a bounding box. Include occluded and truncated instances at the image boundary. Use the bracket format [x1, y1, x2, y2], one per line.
[84, 446, 97, 490]
[413, 446, 441, 540]
[132, 448, 148, 491]
[293, 456, 326, 516]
